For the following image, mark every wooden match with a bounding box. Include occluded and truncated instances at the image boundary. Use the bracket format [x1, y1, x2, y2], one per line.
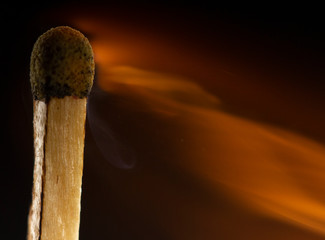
[28, 26, 95, 240]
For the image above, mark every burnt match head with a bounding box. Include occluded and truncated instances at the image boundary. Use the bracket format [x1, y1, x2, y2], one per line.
[30, 26, 95, 100]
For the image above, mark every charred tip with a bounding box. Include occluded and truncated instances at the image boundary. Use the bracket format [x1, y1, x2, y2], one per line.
[30, 26, 95, 100]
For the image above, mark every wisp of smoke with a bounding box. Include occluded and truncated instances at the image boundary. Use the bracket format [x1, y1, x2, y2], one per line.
[87, 85, 136, 169]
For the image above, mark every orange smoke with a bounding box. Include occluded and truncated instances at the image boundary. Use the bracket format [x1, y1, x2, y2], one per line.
[93, 64, 325, 235]
[67, 12, 325, 238]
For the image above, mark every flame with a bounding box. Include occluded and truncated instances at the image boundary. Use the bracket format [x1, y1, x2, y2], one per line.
[68, 13, 325, 238]
[94, 64, 325, 235]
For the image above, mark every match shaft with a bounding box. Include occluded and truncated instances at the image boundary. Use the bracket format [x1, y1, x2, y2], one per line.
[41, 97, 86, 240]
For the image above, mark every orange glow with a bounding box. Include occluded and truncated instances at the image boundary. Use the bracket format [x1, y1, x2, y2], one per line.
[93, 64, 325, 235]
[68, 13, 325, 238]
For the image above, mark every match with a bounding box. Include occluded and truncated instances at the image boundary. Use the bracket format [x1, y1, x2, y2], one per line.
[27, 26, 95, 240]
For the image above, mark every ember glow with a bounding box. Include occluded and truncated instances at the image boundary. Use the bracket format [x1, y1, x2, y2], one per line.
[66, 11, 325, 239]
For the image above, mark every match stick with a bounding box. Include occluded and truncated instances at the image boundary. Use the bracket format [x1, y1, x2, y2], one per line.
[28, 26, 95, 240]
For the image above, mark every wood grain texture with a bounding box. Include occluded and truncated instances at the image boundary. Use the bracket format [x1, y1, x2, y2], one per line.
[28, 100, 47, 240]
[40, 97, 86, 240]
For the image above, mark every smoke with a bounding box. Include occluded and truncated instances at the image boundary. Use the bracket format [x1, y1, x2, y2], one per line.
[87, 84, 136, 169]
[92, 63, 325, 235]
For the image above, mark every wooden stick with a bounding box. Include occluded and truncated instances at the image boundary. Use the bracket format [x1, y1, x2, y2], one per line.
[28, 100, 47, 240]
[28, 26, 95, 240]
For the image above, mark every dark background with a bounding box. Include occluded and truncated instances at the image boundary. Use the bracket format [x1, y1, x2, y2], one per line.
[1, 2, 325, 239]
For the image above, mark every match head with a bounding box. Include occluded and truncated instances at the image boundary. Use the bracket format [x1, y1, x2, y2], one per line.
[30, 26, 95, 100]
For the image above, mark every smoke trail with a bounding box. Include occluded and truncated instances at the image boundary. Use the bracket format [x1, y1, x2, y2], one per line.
[87, 84, 136, 169]
[95, 64, 325, 235]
